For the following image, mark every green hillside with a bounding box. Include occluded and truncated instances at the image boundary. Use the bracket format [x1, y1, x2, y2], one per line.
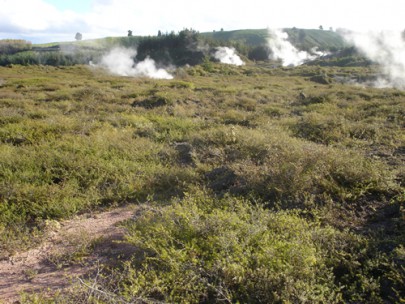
[33, 35, 143, 51]
[32, 28, 346, 54]
[201, 28, 269, 46]
[285, 28, 347, 50]
[201, 28, 348, 50]
[1, 28, 351, 67]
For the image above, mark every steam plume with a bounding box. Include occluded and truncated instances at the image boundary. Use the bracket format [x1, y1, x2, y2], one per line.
[214, 47, 245, 66]
[267, 29, 315, 66]
[343, 30, 405, 89]
[311, 47, 329, 57]
[98, 47, 173, 79]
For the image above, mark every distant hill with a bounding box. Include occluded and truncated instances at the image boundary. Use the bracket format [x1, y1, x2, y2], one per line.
[284, 28, 348, 51]
[30, 28, 346, 53]
[1, 28, 352, 67]
[201, 29, 269, 46]
[33, 36, 143, 51]
[201, 28, 348, 51]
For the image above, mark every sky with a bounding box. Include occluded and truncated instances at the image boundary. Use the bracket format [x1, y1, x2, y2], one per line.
[0, 0, 404, 43]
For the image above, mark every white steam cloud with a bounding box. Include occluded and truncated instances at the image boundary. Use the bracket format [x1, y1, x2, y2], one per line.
[311, 47, 330, 57]
[343, 30, 405, 89]
[98, 47, 173, 79]
[267, 29, 316, 66]
[214, 47, 245, 66]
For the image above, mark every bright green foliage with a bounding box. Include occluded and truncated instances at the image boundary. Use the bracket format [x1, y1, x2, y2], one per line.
[121, 194, 342, 303]
[77, 192, 402, 304]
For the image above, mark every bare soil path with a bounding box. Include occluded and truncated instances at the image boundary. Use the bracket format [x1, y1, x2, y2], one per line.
[0, 205, 137, 303]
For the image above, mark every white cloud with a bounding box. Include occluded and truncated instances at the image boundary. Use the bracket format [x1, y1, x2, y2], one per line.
[1, 0, 83, 31]
[0, 0, 88, 42]
[1, 0, 404, 43]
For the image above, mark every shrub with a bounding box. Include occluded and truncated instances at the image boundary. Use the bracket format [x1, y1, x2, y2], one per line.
[64, 193, 399, 304]
[120, 193, 342, 303]
[0, 39, 32, 55]
[292, 112, 347, 145]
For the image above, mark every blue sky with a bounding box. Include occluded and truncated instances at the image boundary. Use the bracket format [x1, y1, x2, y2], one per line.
[1, 0, 404, 43]
[43, 0, 91, 13]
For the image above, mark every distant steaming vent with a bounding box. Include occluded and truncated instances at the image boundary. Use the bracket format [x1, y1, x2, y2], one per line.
[98, 47, 173, 79]
[267, 28, 316, 66]
[343, 30, 405, 89]
[214, 47, 245, 66]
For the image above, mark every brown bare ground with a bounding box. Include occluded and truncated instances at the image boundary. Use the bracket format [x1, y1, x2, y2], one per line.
[0, 205, 137, 303]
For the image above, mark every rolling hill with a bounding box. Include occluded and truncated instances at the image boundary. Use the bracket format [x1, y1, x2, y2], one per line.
[0, 28, 351, 67]
[201, 28, 348, 50]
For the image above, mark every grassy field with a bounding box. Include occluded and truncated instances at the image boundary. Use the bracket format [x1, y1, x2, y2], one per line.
[0, 62, 404, 302]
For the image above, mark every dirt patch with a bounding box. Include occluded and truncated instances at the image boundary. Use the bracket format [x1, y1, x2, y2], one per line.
[0, 205, 137, 303]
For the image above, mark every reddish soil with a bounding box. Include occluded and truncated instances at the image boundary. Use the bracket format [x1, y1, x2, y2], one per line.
[0, 205, 137, 303]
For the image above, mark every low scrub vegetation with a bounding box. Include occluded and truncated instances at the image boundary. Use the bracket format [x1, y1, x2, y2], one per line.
[1, 62, 403, 303]
[0, 39, 32, 55]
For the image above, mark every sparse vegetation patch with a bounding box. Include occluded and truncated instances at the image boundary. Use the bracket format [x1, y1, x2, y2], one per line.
[0, 62, 403, 303]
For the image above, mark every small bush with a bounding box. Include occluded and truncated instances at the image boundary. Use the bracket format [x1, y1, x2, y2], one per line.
[169, 80, 195, 90]
[121, 193, 342, 303]
[292, 112, 347, 144]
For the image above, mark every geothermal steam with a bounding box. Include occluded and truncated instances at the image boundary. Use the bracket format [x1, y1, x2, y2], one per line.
[267, 29, 316, 66]
[99, 47, 173, 79]
[343, 30, 405, 89]
[214, 47, 245, 66]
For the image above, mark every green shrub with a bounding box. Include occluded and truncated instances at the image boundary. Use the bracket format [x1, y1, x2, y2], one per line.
[0, 39, 32, 55]
[292, 112, 347, 145]
[120, 193, 342, 303]
[169, 80, 195, 90]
